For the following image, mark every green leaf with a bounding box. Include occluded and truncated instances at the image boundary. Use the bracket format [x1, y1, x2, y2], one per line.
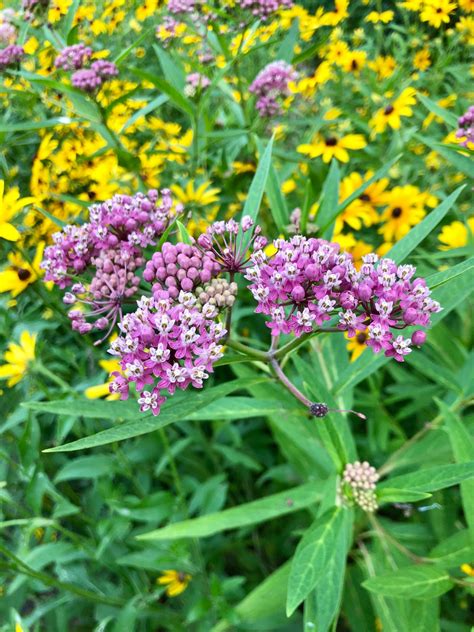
[439, 400, 474, 544]
[255, 137, 288, 234]
[378, 462, 474, 493]
[417, 94, 458, 127]
[24, 398, 139, 420]
[212, 563, 292, 632]
[239, 135, 274, 250]
[408, 600, 440, 632]
[138, 482, 321, 541]
[153, 44, 185, 90]
[286, 507, 346, 616]
[387, 185, 465, 264]
[362, 566, 453, 600]
[113, 27, 153, 65]
[120, 95, 169, 133]
[40, 378, 265, 452]
[377, 488, 432, 504]
[185, 396, 302, 420]
[130, 68, 194, 118]
[415, 135, 473, 177]
[0, 118, 74, 133]
[429, 529, 474, 569]
[277, 18, 299, 62]
[305, 508, 353, 632]
[315, 160, 340, 239]
[54, 455, 116, 482]
[176, 219, 193, 245]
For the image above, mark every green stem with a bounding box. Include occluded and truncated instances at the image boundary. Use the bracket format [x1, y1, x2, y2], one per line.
[225, 339, 268, 362]
[33, 362, 75, 394]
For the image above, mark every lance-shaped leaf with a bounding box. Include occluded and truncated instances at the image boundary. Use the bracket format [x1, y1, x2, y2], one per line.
[363, 566, 453, 600]
[378, 461, 474, 493]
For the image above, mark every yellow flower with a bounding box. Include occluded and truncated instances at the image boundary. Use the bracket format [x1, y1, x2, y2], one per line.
[157, 570, 191, 597]
[324, 40, 350, 66]
[85, 359, 122, 400]
[456, 16, 474, 45]
[337, 171, 389, 233]
[420, 0, 456, 28]
[341, 50, 367, 74]
[345, 329, 369, 362]
[231, 161, 256, 175]
[0, 180, 36, 242]
[282, 179, 297, 194]
[0, 331, 37, 387]
[459, 0, 474, 10]
[438, 218, 474, 250]
[365, 10, 394, 23]
[320, 0, 349, 26]
[369, 88, 417, 135]
[297, 133, 367, 163]
[368, 55, 397, 80]
[48, 0, 73, 23]
[378, 185, 436, 242]
[171, 181, 220, 207]
[0, 243, 45, 297]
[413, 48, 431, 71]
[460, 563, 474, 577]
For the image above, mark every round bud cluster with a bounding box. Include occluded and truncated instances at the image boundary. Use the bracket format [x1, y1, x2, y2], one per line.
[184, 72, 211, 97]
[195, 278, 238, 310]
[55, 44, 92, 71]
[0, 44, 24, 70]
[342, 461, 379, 513]
[71, 68, 102, 91]
[249, 60, 297, 117]
[143, 242, 221, 301]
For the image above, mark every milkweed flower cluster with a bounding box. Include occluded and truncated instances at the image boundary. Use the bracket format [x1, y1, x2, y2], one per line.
[184, 72, 211, 97]
[240, 0, 293, 19]
[341, 461, 379, 512]
[55, 44, 92, 71]
[108, 292, 227, 415]
[245, 237, 440, 361]
[0, 10, 16, 45]
[168, 0, 201, 14]
[72, 60, 118, 92]
[41, 190, 177, 339]
[0, 44, 24, 71]
[456, 105, 474, 147]
[249, 61, 297, 117]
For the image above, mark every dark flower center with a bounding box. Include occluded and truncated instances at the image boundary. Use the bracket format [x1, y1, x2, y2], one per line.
[351, 60, 358, 70]
[384, 104, 395, 115]
[325, 136, 338, 146]
[359, 193, 371, 202]
[391, 206, 403, 218]
[17, 268, 32, 281]
[356, 332, 368, 344]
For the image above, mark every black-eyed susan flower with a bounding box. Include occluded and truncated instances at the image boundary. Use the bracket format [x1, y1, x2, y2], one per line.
[0, 331, 37, 387]
[84, 359, 123, 400]
[0, 243, 45, 297]
[171, 181, 220, 207]
[420, 0, 456, 28]
[413, 48, 431, 71]
[336, 171, 389, 233]
[438, 218, 474, 250]
[157, 570, 192, 597]
[345, 329, 369, 362]
[378, 185, 437, 242]
[297, 132, 367, 163]
[0, 180, 36, 242]
[369, 88, 417, 135]
[368, 55, 396, 80]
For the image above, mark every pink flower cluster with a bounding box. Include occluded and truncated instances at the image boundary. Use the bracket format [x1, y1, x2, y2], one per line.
[41, 190, 177, 340]
[185, 72, 211, 97]
[456, 105, 474, 147]
[197, 216, 267, 273]
[55, 44, 92, 71]
[249, 60, 297, 117]
[143, 242, 221, 300]
[245, 236, 440, 361]
[108, 293, 227, 415]
[0, 44, 23, 70]
[0, 9, 16, 45]
[240, 0, 293, 19]
[72, 59, 118, 92]
[168, 0, 200, 14]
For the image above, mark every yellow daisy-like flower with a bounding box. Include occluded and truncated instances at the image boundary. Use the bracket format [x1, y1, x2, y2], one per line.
[438, 218, 474, 250]
[413, 48, 431, 71]
[378, 185, 436, 242]
[341, 50, 367, 74]
[368, 55, 397, 80]
[84, 359, 122, 400]
[231, 161, 256, 175]
[157, 570, 191, 597]
[0, 243, 45, 298]
[337, 171, 389, 233]
[0, 180, 36, 242]
[171, 181, 220, 207]
[420, 0, 456, 28]
[458, 0, 474, 11]
[460, 563, 474, 577]
[0, 331, 37, 387]
[320, 0, 349, 26]
[369, 88, 417, 135]
[365, 10, 394, 23]
[345, 329, 369, 362]
[297, 133, 367, 163]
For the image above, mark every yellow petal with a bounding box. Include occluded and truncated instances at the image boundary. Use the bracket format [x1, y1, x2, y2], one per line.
[85, 383, 111, 399]
[0, 222, 21, 241]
